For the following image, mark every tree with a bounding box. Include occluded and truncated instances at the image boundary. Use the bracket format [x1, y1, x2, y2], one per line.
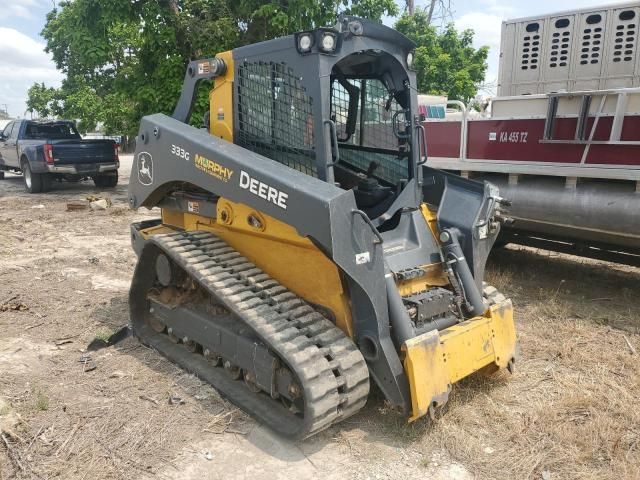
[29, 0, 398, 135]
[396, 11, 488, 103]
[405, 0, 452, 26]
[26, 83, 61, 119]
[37, 0, 238, 134]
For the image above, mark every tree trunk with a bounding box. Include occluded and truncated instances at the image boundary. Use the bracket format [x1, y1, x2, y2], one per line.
[426, 0, 437, 24]
[406, 0, 415, 15]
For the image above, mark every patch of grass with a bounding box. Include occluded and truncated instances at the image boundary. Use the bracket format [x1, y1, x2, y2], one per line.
[94, 328, 113, 343]
[35, 391, 49, 411]
[374, 407, 425, 442]
[484, 264, 515, 294]
[108, 206, 128, 216]
[0, 404, 11, 416]
[417, 248, 640, 480]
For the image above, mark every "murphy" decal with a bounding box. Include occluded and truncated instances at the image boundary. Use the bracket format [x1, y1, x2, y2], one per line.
[239, 170, 288, 210]
[194, 154, 234, 182]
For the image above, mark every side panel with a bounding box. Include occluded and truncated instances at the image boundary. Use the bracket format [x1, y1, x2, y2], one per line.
[423, 121, 461, 158]
[423, 117, 640, 167]
[512, 18, 545, 91]
[605, 6, 640, 85]
[573, 9, 608, 90]
[161, 199, 355, 338]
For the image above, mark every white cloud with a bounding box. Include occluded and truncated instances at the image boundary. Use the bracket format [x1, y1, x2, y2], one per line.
[476, 0, 517, 18]
[0, 0, 49, 20]
[455, 12, 504, 95]
[456, 12, 503, 52]
[0, 27, 63, 117]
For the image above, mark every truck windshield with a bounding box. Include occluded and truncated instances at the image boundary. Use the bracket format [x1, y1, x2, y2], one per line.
[24, 123, 81, 140]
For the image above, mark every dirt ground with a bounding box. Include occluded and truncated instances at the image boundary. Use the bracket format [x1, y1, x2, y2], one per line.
[1, 156, 639, 480]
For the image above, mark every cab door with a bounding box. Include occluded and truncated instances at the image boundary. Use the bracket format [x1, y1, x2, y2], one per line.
[0, 122, 19, 168]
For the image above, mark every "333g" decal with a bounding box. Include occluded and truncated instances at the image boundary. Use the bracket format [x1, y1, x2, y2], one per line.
[171, 144, 190, 161]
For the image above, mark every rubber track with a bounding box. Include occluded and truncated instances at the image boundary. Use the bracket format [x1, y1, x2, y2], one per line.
[139, 231, 370, 439]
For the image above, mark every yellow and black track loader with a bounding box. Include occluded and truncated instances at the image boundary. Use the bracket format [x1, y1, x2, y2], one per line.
[127, 17, 517, 439]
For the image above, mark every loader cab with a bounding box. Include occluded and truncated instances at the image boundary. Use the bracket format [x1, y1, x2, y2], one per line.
[329, 51, 415, 218]
[228, 17, 420, 220]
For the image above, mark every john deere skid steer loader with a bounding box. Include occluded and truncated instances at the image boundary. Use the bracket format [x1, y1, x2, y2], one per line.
[127, 17, 516, 439]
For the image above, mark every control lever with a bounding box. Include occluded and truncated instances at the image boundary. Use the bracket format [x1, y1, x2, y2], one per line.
[366, 161, 379, 178]
[385, 91, 396, 111]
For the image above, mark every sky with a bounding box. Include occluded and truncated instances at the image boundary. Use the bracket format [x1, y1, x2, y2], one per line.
[0, 0, 630, 117]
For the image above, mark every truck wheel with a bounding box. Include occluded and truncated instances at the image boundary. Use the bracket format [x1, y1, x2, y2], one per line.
[22, 161, 48, 194]
[0, 171, 4, 180]
[93, 174, 118, 188]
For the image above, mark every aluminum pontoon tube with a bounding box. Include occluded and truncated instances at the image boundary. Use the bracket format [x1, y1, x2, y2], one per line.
[486, 176, 640, 250]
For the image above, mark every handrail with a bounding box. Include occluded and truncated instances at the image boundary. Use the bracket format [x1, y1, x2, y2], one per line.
[416, 124, 428, 166]
[392, 110, 411, 139]
[323, 119, 340, 167]
[547, 87, 640, 97]
[446, 100, 468, 160]
[351, 209, 384, 244]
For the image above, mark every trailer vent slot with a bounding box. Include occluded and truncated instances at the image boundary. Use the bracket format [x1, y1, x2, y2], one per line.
[550, 18, 571, 68]
[611, 11, 637, 63]
[580, 20, 603, 65]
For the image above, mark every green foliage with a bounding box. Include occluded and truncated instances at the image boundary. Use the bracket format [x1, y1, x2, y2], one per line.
[34, 0, 238, 134]
[26, 83, 60, 118]
[34, 390, 49, 411]
[62, 79, 105, 133]
[28, 1, 485, 134]
[94, 328, 113, 343]
[243, 0, 397, 41]
[395, 11, 489, 103]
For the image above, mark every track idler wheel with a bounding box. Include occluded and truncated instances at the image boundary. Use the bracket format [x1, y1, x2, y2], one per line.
[223, 360, 242, 380]
[147, 316, 166, 333]
[203, 348, 222, 366]
[155, 254, 173, 287]
[243, 371, 261, 393]
[182, 337, 199, 353]
[167, 327, 180, 343]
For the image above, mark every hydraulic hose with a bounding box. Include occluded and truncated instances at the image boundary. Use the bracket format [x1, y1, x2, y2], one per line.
[439, 228, 487, 318]
[385, 274, 416, 349]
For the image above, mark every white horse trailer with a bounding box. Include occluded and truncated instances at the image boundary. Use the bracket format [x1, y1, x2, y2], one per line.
[423, 2, 640, 265]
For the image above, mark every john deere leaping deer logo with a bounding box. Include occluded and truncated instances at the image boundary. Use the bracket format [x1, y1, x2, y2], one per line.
[137, 152, 153, 186]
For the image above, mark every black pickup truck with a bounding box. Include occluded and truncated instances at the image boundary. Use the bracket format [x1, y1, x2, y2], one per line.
[0, 119, 119, 193]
